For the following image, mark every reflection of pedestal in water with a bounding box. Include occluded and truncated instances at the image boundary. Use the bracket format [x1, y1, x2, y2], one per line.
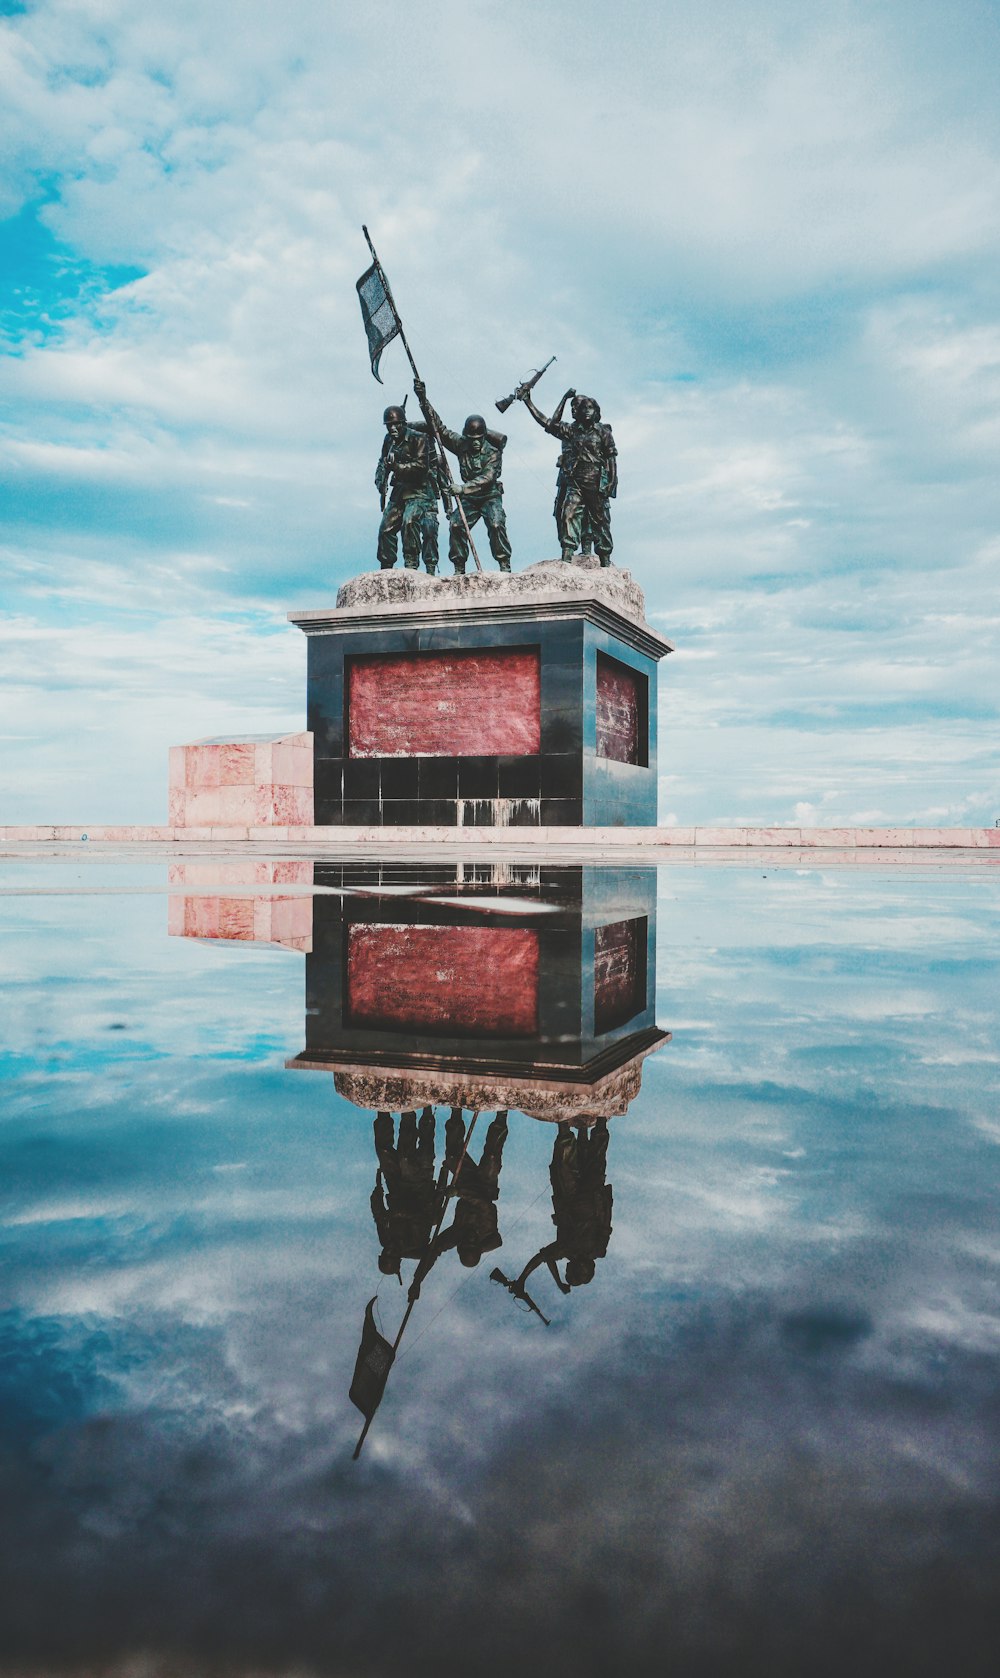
[285, 865, 669, 1117]
[166, 861, 314, 952]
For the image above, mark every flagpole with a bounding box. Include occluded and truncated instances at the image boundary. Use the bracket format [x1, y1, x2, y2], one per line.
[352, 1112, 482, 1460]
[362, 226, 483, 573]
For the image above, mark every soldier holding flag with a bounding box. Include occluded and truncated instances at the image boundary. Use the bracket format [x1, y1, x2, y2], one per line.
[357, 227, 484, 573]
[413, 380, 512, 574]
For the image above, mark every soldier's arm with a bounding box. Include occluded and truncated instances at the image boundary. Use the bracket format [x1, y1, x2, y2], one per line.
[603, 427, 618, 497]
[413, 381, 462, 454]
[408, 1224, 459, 1300]
[370, 1182, 390, 1244]
[520, 389, 570, 439]
[457, 457, 500, 497]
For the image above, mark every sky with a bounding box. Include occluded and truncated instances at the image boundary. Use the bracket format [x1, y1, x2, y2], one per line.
[1, 0, 999, 827]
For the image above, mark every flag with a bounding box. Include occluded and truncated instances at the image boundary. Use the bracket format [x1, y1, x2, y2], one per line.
[349, 1297, 396, 1420]
[356, 261, 401, 384]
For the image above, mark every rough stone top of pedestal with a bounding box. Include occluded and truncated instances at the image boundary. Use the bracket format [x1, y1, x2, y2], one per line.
[289, 557, 672, 658]
[335, 556, 646, 618]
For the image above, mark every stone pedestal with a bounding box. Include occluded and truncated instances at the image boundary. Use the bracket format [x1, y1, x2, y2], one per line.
[168, 732, 313, 828]
[288, 559, 672, 828]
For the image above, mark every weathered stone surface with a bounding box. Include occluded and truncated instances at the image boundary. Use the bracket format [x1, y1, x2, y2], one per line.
[335, 555, 646, 621]
[330, 1054, 651, 1123]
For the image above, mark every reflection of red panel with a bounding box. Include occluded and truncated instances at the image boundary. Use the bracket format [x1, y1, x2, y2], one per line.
[596, 653, 646, 765]
[348, 649, 540, 758]
[347, 923, 539, 1036]
[594, 917, 646, 1034]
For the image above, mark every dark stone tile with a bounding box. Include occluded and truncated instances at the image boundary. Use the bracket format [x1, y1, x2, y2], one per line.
[462, 799, 495, 826]
[342, 759, 380, 800]
[541, 798, 582, 827]
[379, 799, 417, 826]
[313, 759, 344, 803]
[417, 798, 459, 826]
[418, 758, 458, 799]
[458, 757, 498, 800]
[507, 799, 542, 826]
[379, 758, 420, 799]
[543, 754, 583, 797]
[498, 756, 541, 798]
[315, 801, 346, 826]
[343, 799, 382, 825]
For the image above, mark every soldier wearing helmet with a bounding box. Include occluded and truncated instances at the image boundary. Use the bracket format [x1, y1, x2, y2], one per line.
[519, 385, 617, 565]
[374, 400, 440, 573]
[413, 379, 512, 574]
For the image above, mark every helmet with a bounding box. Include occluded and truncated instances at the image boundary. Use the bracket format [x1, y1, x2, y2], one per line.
[463, 415, 487, 438]
[378, 1251, 402, 1276]
[383, 404, 406, 426]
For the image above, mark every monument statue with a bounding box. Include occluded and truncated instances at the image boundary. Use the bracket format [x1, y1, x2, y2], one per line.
[518, 386, 618, 566]
[374, 402, 440, 573]
[413, 379, 512, 573]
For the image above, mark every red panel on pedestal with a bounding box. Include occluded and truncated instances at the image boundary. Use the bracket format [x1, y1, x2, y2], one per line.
[347, 923, 539, 1036]
[594, 916, 647, 1033]
[596, 653, 646, 765]
[348, 648, 541, 758]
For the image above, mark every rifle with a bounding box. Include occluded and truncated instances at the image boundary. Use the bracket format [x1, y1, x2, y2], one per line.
[496, 355, 556, 414]
[490, 1266, 551, 1326]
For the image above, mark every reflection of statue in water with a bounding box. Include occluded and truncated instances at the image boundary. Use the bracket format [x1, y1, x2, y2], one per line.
[520, 385, 618, 566]
[510, 1118, 614, 1300]
[408, 1110, 509, 1299]
[371, 1108, 442, 1279]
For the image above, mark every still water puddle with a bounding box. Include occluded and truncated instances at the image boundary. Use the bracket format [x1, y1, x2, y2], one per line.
[1, 860, 998, 1676]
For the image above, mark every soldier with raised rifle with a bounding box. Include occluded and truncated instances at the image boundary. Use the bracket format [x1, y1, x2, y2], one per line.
[518, 385, 618, 566]
[505, 1117, 614, 1300]
[412, 380, 512, 574]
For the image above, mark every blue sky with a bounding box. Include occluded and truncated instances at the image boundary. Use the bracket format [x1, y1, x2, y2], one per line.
[1, 0, 999, 825]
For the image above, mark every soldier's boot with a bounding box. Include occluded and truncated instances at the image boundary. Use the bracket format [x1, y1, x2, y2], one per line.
[425, 561, 438, 575]
[404, 559, 419, 570]
[560, 548, 576, 563]
[497, 560, 511, 573]
[452, 564, 466, 576]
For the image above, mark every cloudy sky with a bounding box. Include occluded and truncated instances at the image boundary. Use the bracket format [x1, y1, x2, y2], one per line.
[1, 0, 999, 826]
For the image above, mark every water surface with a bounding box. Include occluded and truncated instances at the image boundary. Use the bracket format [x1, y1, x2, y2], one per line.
[1, 860, 998, 1677]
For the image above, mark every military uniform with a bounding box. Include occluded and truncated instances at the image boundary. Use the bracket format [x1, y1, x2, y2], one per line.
[408, 1111, 509, 1294]
[371, 1109, 440, 1270]
[545, 416, 617, 565]
[420, 401, 512, 573]
[375, 426, 440, 572]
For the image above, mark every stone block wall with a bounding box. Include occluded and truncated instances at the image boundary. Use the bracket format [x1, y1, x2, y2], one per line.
[168, 733, 313, 827]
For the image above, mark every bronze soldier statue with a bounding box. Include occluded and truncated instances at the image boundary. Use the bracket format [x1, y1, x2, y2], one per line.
[407, 1110, 509, 1299]
[507, 1117, 613, 1298]
[374, 402, 440, 573]
[370, 1108, 443, 1278]
[413, 380, 512, 574]
[520, 386, 617, 565]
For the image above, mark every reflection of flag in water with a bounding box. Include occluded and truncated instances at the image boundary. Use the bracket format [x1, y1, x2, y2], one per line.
[356, 262, 401, 383]
[349, 1297, 396, 1420]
